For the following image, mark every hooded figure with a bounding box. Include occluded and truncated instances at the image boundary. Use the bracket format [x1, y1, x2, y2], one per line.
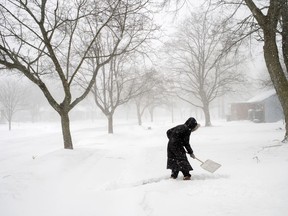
[166, 117, 200, 180]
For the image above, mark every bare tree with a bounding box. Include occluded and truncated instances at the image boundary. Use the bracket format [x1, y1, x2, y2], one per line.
[134, 75, 154, 126]
[0, 0, 156, 149]
[0, 78, 28, 130]
[91, 55, 144, 133]
[135, 86, 162, 125]
[133, 68, 167, 125]
[146, 74, 172, 123]
[213, 0, 288, 141]
[86, 3, 158, 133]
[166, 6, 245, 126]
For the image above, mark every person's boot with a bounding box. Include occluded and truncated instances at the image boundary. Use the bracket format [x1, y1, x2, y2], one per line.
[171, 170, 179, 179]
[183, 176, 191, 180]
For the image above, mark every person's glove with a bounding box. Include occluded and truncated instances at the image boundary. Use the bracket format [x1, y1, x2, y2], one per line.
[190, 153, 196, 159]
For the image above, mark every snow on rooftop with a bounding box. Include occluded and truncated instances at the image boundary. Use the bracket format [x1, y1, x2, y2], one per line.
[247, 89, 276, 103]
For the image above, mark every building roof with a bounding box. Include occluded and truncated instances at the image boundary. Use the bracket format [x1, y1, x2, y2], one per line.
[247, 89, 276, 103]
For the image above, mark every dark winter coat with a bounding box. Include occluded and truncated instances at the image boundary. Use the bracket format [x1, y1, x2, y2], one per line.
[166, 118, 198, 172]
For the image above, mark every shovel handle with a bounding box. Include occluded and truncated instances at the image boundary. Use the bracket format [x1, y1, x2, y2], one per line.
[186, 151, 204, 164]
[195, 157, 204, 164]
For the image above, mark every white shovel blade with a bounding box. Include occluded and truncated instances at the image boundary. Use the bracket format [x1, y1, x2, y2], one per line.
[200, 159, 221, 173]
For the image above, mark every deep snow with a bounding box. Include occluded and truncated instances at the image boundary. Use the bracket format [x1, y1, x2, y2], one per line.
[0, 119, 287, 216]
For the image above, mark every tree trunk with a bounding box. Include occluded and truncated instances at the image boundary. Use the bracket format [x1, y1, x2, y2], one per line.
[60, 111, 73, 149]
[149, 108, 154, 122]
[263, 30, 288, 142]
[8, 119, 11, 131]
[107, 114, 114, 134]
[203, 103, 212, 126]
[136, 104, 142, 126]
[244, 0, 288, 141]
[281, 0, 288, 73]
[281, 1, 288, 142]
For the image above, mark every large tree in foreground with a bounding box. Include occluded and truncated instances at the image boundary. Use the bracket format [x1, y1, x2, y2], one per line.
[0, 0, 155, 149]
[215, 0, 288, 141]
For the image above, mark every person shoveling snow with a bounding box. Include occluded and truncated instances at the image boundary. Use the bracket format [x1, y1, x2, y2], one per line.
[166, 117, 200, 180]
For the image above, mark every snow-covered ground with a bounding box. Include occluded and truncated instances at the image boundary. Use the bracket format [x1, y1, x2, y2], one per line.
[0, 119, 287, 216]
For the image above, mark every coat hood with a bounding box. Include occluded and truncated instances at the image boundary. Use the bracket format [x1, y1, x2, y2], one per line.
[184, 117, 198, 130]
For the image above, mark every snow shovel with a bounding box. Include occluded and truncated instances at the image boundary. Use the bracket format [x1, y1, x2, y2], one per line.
[195, 157, 221, 173]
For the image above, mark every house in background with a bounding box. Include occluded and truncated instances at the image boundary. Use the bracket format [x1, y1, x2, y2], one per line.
[228, 89, 283, 123]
